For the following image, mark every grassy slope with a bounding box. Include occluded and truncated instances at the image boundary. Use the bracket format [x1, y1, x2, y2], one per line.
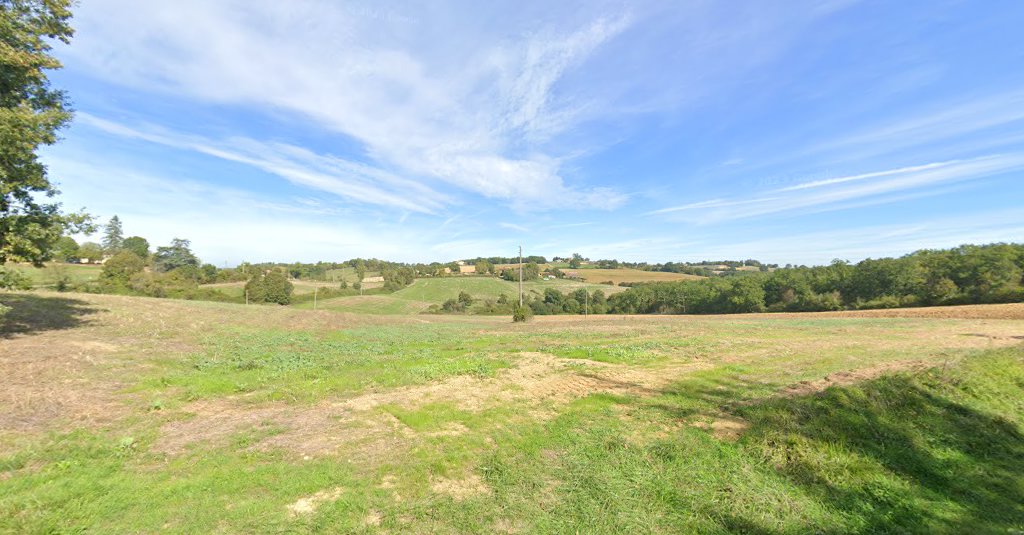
[393, 276, 620, 304]
[293, 295, 433, 315]
[1, 293, 1022, 533]
[4, 263, 102, 288]
[574, 267, 703, 284]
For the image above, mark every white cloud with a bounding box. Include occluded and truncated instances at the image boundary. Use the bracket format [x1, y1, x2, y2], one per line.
[499, 222, 531, 232]
[63, 1, 633, 211]
[676, 209, 1024, 265]
[76, 113, 449, 214]
[652, 154, 1024, 222]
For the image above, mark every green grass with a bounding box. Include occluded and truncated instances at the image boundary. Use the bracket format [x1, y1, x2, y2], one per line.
[6, 348, 1021, 533]
[3, 292, 1024, 533]
[3, 262, 103, 288]
[393, 276, 617, 304]
[293, 295, 431, 315]
[139, 325, 513, 402]
[202, 280, 340, 298]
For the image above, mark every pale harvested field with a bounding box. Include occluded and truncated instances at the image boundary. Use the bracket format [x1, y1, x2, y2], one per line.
[574, 268, 704, 285]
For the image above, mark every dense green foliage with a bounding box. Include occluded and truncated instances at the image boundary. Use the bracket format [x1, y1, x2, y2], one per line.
[500, 262, 539, 282]
[0, 0, 93, 267]
[466, 255, 547, 265]
[244, 271, 293, 305]
[99, 251, 145, 283]
[153, 238, 199, 272]
[77, 241, 102, 263]
[51, 235, 77, 261]
[605, 243, 1024, 314]
[121, 236, 149, 259]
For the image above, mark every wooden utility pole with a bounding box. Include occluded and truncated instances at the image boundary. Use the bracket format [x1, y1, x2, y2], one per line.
[313, 287, 318, 310]
[518, 245, 523, 307]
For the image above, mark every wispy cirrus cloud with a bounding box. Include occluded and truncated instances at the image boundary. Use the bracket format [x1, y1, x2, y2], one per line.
[499, 222, 531, 233]
[64, 1, 634, 211]
[651, 154, 1024, 223]
[77, 113, 449, 214]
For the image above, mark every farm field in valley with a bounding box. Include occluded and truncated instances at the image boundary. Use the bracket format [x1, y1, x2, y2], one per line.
[392, 276, 623, 302]
[1, 292, 1023, 533]
[572, 268, 704, 285]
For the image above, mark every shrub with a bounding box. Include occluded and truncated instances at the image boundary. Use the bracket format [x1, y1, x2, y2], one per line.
[441, 298, 465, 313]
[245, 271, 294, 305]
[512, 304, 532, 322]
[0, 268, 31, 290]
[101, 251, 146, 283]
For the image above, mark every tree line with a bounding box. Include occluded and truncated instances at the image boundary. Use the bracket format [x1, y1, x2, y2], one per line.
[602, 243, 1023, 315]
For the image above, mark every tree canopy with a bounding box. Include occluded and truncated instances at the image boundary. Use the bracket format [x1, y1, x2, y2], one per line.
[153, 238, 199, 272]
[0, 0, 93, 267]
[121, 236, 150, 259]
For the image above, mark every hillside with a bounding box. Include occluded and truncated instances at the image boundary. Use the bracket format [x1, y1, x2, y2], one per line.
[4, 263, 103, 288]
[2, 292, 1023, 532]
[392, 276, 622, 304]
[573, 268, 704, 285]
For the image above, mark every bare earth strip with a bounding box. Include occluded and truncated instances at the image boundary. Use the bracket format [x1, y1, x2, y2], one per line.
[153, 352, 707, 457]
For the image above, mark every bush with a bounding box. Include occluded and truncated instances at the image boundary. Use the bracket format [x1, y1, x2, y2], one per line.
[245, 271, 294, 305]
[854, 295, 902, 310]
[101, 251, 146, 283]
[0, 268, 31, 290]
[512, 304, 532, 322]
[441, 298, 466, 313]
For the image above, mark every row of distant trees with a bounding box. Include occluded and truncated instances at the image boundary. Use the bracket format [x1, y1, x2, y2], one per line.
[41, 215, 295, 304]
[477, 243, 1021, 317]
[599, 243, 1024, 315]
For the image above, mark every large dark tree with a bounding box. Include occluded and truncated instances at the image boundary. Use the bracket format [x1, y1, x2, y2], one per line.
[0, 0, 93, 269]
[102, 215, 124, 252]
[153, 238, 199, 272]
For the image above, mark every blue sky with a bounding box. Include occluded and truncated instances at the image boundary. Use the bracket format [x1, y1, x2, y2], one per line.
[43, 0, 1024, 265]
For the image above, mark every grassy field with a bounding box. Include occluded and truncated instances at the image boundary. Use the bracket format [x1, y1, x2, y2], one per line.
[292, 276, 620, 316]
[1, 291, 1023, 533]
[203, 279, 354, 298]
[3, 262, 103, 288]
[293, 295, 434, 315]
[573, 268, 703, 285]
[393, 276, 622, 303]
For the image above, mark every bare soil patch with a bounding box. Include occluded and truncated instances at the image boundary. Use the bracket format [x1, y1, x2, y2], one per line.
[154, 352, 706, 458]
[431, 473, 490, 500]
[287, 487, 344, 516]
[691, 416, 750, 441]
